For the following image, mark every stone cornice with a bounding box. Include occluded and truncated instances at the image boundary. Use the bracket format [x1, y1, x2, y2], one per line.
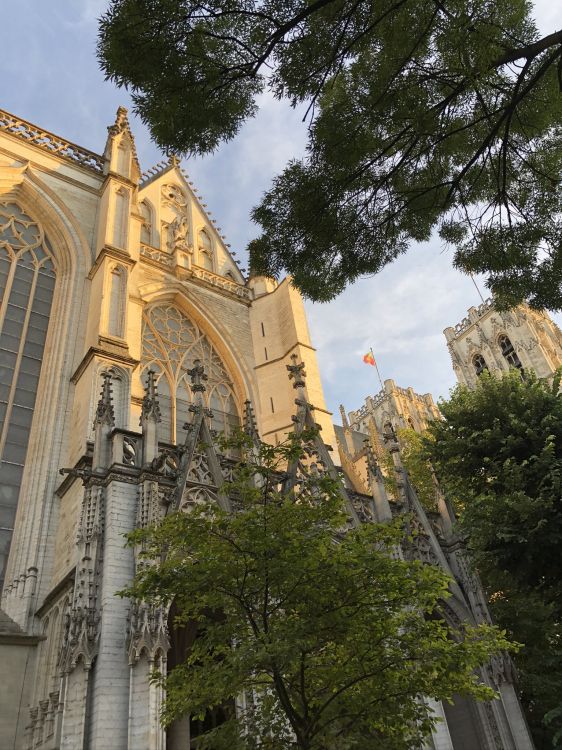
[70, 347, 140, 384]
[88, 245, 136, 279]
[139, 245, 252, 305]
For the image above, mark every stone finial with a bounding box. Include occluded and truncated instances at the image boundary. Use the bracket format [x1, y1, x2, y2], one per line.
[107, 105, 129, 136]
[141, 370, 161, 423]
[94, 373, 115, 428]
[287, 353, 306, 390]
[243, 400, 260, 440]
[168, 153, 180, 167]
[187, 359, 208, 393]
[339, 405, 350, 430]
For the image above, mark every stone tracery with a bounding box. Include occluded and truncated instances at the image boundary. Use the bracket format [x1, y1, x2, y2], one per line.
[141, 303, 239, 443]
[0, 202, 56, 588]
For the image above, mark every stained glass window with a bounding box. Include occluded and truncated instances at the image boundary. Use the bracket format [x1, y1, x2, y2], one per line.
[141, 304, 239, 444]
[0, 203, 56, 589]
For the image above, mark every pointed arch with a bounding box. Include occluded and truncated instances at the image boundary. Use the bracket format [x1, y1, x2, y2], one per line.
[472, 353, 488, 376]
[140, 302, 241, 444]
[498, 333, 523, 370]
[0, 169, 92, 605]
[137, 284, 256, 410]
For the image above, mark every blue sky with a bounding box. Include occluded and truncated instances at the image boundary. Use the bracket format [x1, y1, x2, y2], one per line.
[4, 1, 562, 421]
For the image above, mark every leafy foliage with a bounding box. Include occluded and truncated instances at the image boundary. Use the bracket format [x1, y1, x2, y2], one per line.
[124, 431, 510, 749]
[99, 0, 562, 305]
[426, 371, 562, 747]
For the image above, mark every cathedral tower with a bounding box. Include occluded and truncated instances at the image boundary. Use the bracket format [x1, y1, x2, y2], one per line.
[444, 298, 562, 387]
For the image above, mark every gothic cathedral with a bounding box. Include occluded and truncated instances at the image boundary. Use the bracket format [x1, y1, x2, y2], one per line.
[0, 106, 535, 749]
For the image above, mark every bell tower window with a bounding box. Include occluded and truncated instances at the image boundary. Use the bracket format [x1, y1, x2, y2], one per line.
[473, 354, 488, 376]
[498, 335, 522, 370]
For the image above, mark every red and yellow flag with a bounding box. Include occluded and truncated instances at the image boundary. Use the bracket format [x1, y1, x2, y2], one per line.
[363, 351, 376, 367]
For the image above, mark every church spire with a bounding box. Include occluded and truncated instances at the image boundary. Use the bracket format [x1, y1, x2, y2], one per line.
[243, 400, 260, 442]
[93, 373, 115, 471]
[94, 373, 115, 428]
[187, 359, 208, 404]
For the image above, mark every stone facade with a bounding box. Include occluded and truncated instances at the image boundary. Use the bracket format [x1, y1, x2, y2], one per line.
[444, 298, 562, 387]
[0, 107, 535, 749]
[347, 378, 441, 436]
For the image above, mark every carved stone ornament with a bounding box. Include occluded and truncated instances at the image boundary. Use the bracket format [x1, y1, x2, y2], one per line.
[128, 602, 170, 665]
[287, 353, 306, 390]
[169, 214, 190, 252]
[161, 183, 187, 208]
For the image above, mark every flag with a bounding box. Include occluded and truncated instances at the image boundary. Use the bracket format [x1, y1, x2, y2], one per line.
[363, 351, 376, 367]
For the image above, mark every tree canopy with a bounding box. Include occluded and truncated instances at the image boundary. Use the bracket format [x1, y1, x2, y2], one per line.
[124, 432, 509, 749]
[425, 370, 562, 747]
[99, 0, 562, 305]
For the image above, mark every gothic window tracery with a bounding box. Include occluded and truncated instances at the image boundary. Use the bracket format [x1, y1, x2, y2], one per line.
[472, 353, 488, 376]
[141, 304, 239, 444]
[0, 202, 56, 587]
[498, 334, 523, 370]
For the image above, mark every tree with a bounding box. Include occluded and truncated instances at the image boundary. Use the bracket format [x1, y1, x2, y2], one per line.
[425, 370, 562, 747]
[379, 427, 437, 511]
[125, 431, 510, 749]
[98, 0, 562, 306]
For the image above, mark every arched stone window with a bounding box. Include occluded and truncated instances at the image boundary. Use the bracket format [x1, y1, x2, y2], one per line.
[107, 265, 126, 338]
[498, 334, 523, 370]
[112, 187, 129, 249]
[139, 199, 156, 247]
[198, 229, 213, 272]
[141, 304, 239, 444]
[473, 353, 488, 376]
[0, 202, 56, 587]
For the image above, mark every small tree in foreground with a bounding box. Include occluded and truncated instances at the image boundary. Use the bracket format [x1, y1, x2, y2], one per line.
[125, 431, 511, 749]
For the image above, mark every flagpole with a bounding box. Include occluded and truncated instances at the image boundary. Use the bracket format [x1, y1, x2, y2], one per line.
[371, 347, 384, 392]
